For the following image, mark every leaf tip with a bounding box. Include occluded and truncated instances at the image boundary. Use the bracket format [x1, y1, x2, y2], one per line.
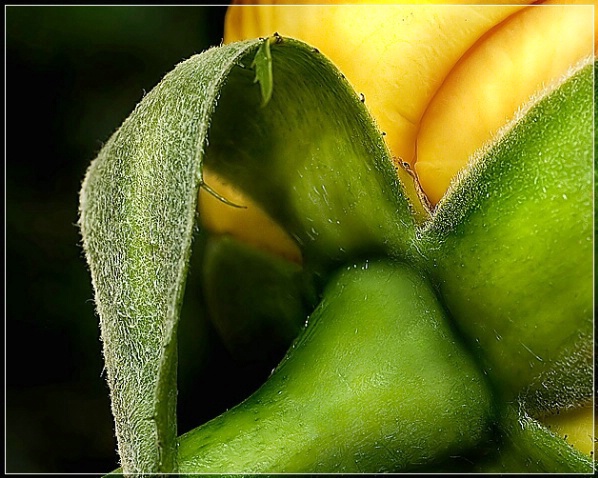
[252, 37, 274, 107]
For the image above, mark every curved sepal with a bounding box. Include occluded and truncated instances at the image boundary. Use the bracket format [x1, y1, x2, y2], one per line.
[416, 59, 594, 413]
[79, 36, 415, 474]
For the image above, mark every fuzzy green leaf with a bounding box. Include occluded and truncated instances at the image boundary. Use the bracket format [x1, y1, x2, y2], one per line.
[79, 35, 415, 475]
[415, 58, 594, 412]
[78, 39, 262, 475]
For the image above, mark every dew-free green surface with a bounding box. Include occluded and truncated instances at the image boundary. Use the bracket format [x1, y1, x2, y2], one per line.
[417, 60, 594, 413]
[178, 261, 493, 473]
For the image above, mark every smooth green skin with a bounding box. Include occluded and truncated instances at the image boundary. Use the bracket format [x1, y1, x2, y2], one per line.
[204, 40, 416, 282]
[202, 234, 316, 362]
[416, 61, 594, 413]
[176, 261, 494, 473]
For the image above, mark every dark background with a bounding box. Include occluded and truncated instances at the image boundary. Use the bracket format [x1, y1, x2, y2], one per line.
[5, 5, 282, 474]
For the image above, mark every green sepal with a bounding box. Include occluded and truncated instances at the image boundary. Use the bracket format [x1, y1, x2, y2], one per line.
[415, 59, 594, 412]
[79, 39, 264, 474]
[79, 35, 416, 474]
[203, 37, 416, 281]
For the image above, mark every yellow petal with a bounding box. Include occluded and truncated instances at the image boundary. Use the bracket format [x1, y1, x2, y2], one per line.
[225, 2, 532, 168]
[200, 169, 302, 264]
[416, 1, 594, 205]
[540, 406, 596, 457]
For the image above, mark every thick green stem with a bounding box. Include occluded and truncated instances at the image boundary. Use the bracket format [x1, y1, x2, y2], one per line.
[177, 261, 494, 473]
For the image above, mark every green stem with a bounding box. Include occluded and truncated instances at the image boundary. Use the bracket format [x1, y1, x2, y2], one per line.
[176, 261, 493, 473]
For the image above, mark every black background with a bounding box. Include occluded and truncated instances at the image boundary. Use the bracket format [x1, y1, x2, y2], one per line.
[5, 5, 283, 473]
